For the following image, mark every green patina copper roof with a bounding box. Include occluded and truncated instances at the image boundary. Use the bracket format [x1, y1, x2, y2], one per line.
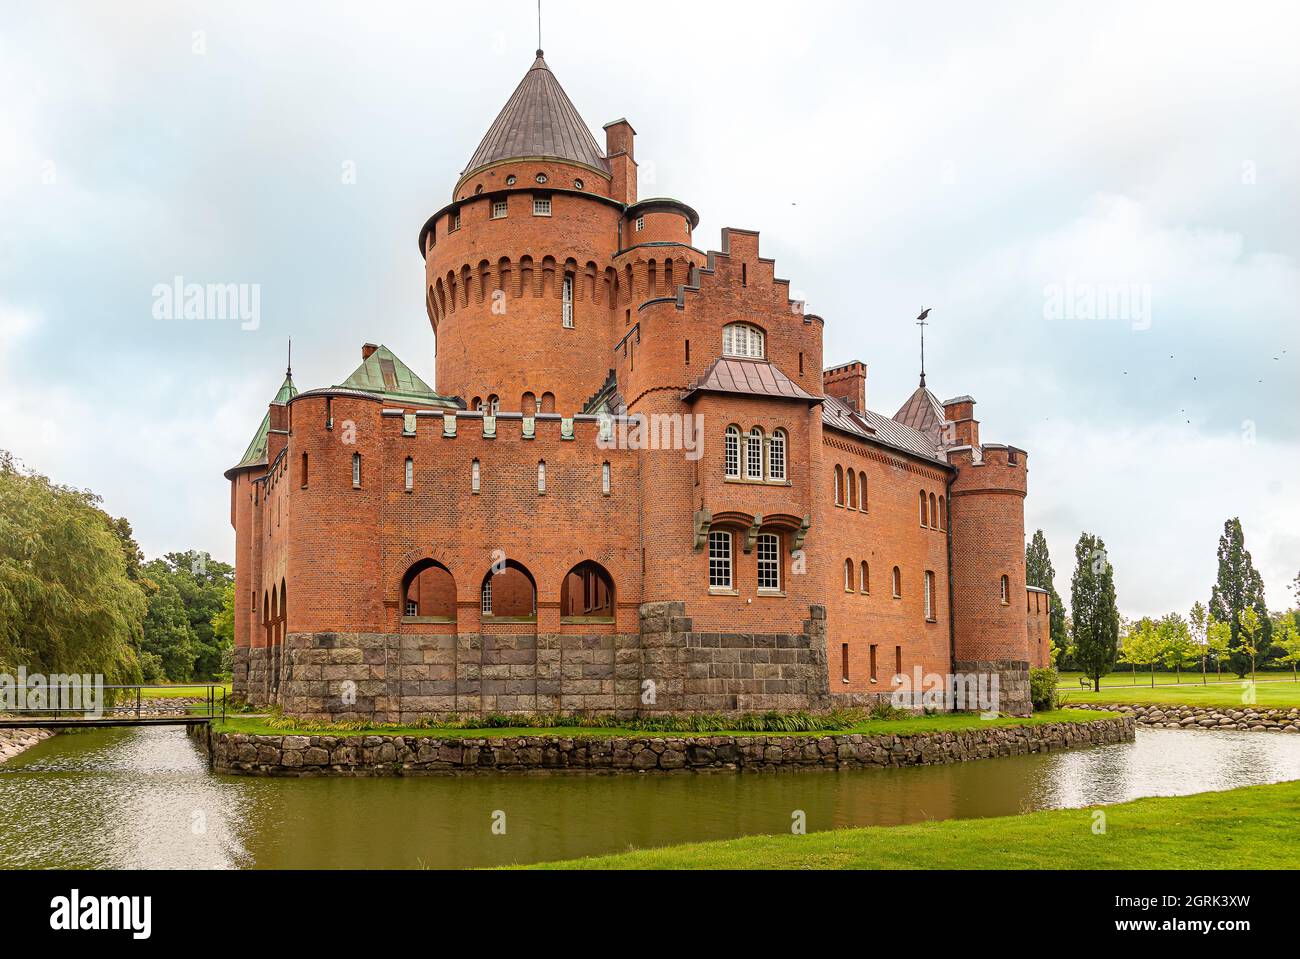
[335, 344, 456, 408]
[233, 373, 297, 470]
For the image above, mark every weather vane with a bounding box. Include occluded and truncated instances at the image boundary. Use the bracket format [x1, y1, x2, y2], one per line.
[916, 308, 931, 387]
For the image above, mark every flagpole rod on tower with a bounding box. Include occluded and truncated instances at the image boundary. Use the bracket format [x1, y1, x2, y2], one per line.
[915, 308, 931, 388]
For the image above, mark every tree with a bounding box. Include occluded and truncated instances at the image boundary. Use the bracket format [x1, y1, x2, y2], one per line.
[1071, 532, 1120, 691]
[140, 551, 234, 681]
[1025, 530, 1068, 655]
[0, 451, 143, 682]
[1238, 606, 1262, 681]
[1189, 600, 1209, 685]
[1209, 518, 1271, 677]
[1206, 616, 1231, 682]
[1273, 614, 1300, 682]
[1158, 612, 1196, 684]
[1118, 617, 1152, 685]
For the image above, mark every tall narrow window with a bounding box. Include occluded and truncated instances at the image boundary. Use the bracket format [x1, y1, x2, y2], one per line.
[834, 465, 844, 505]
[895, 646, 902, 677]
[451, 210, 461, 231]
[1000, 575, 1010, 605]
[920, 490, 929, 527]
[892, 566, 902, 598]
[937, 495, 946, 530]
[844, 559, 855, 592]
[352, 453, 361, 488]
[601, 461, 611, 495]
[869, 644, 878, 683]
[745, 427, 764, 480]
[858, 471, 868, 510]
[480, 578, 492, 616]
[929, 493, 938, 530]
[841, 643, 849, 683]
[848, 469, 858, 509]
[724, 426, 741, 478]
[924, 570, 935, 620]
[708, 530, 732, 590]
[685, 339, 690, 365]
[562, 275, 574, 328]
[300, 452, 308, 488]
[768, 430, 786, 481]
[404, 456, 414, 491]
[635, 215, 645, 232]
[471, 458, 481, 493]
[757, 533, 780, 592]
[537, 460, 546, 494]
[860, 561, 869, 594]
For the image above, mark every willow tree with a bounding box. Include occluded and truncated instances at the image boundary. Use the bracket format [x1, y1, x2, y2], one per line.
[0, 451, 144, 682]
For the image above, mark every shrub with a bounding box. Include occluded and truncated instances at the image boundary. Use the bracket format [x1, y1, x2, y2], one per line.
[1029, 666, 1060, 711]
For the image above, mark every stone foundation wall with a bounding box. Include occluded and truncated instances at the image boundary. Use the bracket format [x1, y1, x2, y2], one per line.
[955, 659, 1031, 717]
[195, 715, 1132, 776]
[1071, 702, 1300, 733]
[255, 601, 831, 722]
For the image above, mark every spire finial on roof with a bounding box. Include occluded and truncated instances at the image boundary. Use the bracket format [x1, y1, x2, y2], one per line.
[915, 307, 931, 388]
[537, 0, 542, 53]
[286, 337, 293, 379]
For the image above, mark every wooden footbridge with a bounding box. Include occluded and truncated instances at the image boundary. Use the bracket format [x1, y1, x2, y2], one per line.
[0, 684, 226, 729]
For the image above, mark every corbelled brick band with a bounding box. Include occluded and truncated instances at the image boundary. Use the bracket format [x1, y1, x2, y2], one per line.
[193, 716, 1134, 776]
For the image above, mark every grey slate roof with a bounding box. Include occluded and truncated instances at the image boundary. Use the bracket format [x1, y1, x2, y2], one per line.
[462, 51, 609, 178]
[822, 395, 947, 465]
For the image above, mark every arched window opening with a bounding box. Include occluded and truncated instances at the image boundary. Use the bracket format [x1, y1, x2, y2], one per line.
[480, 561, 537, 620]
[1000, 575, 1010, 605]
[924, 570, 935, 620]
[859, 471, 868, 511]
[522, 391, 536, 413]
[919, 490, 928, 527]
[561, 560, 615, 620]
[405, 456, 414, 491]
[471, 458, 481, 493]
[834, 465, 845, 505]
[768, 430, 786, 481]
[401, 560, 457, 621]
[352, 453, 362, 488]
[537, 460, 546, 494]
[541, 392, 555, 413]
[892, 566, 902, 599]
[487, 394, 500, 416]
[601, 461, 611, 495]
[848, 468, 858, 509]
[937, 495, 946, 530]
[860, 561, 869, 594]
[562, 275, 574, 328]
[745, 427, 764, 480]
[724, 426, 741, 479]
[722, 322, 765, 358]
[844, 559, 855, 592]
[929, 493, 938, 530]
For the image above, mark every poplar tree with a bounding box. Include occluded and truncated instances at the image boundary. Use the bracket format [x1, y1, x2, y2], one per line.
[1071, 532, 1120, 691]
[1208, 518, 1271, 677]
[1025, 530, 1068, 656]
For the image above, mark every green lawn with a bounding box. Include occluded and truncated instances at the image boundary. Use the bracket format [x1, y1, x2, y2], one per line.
[521, 780, 1300, 870]
[141, 682, 231, 699]
[212, 708, 1108, 740]
[1059, 671, 1300, 709]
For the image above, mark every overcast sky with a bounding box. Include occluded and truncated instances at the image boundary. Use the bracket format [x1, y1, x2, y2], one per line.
[1, 0, 1296, 619]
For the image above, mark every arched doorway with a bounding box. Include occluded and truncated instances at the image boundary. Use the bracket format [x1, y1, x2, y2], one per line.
[560, 561, 615, 620]
[479, 560, 536, 619]
[401, 560, 457, 620]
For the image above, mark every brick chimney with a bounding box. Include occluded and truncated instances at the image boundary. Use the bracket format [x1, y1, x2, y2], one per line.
[362, 343, 379, 361]
[822, 361, 867, 413]
[604, 119, 637, 205]
[942, 395, 979, 448]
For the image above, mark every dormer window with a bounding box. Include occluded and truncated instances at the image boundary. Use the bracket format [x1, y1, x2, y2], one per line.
[722, 322, 765, 359]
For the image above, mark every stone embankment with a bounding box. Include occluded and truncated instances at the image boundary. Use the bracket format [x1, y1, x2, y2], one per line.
[1071, 702, 1300, 732]
[0, 727, 55, 762]
[194, 715, 1133, 777]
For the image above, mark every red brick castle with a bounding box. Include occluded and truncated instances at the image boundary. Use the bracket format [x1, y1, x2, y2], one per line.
[226, 51, 1050, 720]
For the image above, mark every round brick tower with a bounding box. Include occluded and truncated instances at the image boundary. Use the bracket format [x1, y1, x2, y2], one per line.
[942, 395, 1033, 715]
[419, 51, 642, 415]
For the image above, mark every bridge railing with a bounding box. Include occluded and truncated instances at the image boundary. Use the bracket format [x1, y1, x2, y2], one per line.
[0, 684, 226, 722]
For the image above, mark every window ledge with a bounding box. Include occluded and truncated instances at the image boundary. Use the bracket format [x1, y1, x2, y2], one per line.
[708, 588, 740, 596]
[401, 616, 456, 625]
[560, 616, 615, 625]
[757, 589, 786, 598]
[724, 477, 792, 487]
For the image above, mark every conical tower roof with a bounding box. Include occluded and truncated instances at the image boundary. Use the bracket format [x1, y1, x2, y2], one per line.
[893, 382, 946, 442]
[231, 372, 297, 471]
[459, 50, 608, 188]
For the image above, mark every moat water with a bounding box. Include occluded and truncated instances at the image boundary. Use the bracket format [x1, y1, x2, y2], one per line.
[2, 726, 1298, 869]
